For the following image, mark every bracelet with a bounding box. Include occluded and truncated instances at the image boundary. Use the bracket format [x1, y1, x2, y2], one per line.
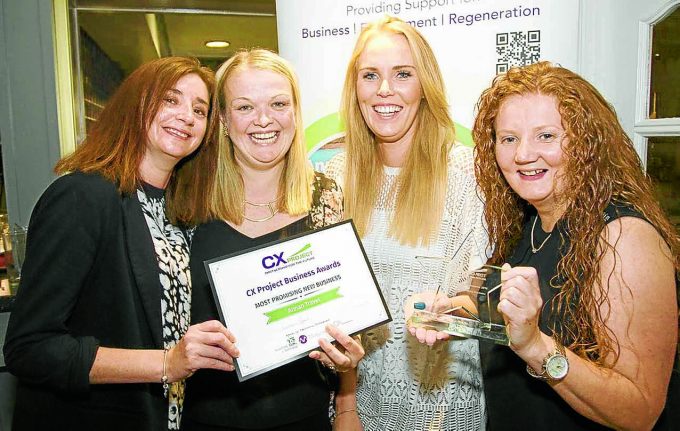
[336, 408, 357, 417]
[161, 348, 169, 398]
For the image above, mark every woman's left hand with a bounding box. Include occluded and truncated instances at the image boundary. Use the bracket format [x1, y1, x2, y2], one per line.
[497, 263, 544, 354]
[309, 325, 364, 373]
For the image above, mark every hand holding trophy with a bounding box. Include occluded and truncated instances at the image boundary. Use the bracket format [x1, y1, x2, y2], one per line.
[406, 263, 510, 346]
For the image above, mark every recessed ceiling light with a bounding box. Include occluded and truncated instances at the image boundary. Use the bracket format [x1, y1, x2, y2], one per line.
[205, 40, 230, 48]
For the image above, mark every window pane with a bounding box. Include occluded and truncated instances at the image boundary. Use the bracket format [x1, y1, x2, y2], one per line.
[649, 6, 680, 119]
[73, 7, 277, 136]
[647, 136, 680, 231]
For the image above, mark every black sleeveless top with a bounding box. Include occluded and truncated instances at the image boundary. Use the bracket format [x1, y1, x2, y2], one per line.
[480, 202, 678, 430]
[183, 173, 342, 429]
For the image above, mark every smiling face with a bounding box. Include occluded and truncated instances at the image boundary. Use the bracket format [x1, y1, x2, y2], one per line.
[223, 67, 295, 171]
[494, 93, 568, 215]
[145, 73, 209, 167]
[356, 32, 422, 150]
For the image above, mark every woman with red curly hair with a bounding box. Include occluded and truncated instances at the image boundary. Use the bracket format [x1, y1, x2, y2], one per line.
[473, 61, 678, 430]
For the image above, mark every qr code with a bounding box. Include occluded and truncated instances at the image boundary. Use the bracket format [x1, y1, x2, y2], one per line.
[496, 30, 541, 74]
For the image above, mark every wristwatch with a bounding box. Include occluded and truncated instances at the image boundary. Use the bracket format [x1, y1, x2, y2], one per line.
[526, 338, 569, 382]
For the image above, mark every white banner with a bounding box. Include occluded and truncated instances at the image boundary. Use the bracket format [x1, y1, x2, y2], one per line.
[275, 0, 580, 170]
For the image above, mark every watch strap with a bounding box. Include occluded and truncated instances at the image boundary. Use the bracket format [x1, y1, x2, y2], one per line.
[526, 362, 548, 380]
[526, 337, 567, 381]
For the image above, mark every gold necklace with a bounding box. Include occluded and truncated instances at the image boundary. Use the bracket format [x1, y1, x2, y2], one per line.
[243, 197, 281, 223]
[530, 216, 552, 254]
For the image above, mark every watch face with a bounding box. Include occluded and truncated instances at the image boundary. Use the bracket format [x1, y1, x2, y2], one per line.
[546, 355, 569, 380]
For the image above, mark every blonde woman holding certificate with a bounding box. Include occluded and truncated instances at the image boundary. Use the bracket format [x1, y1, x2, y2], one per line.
[184, 49, 364, 431]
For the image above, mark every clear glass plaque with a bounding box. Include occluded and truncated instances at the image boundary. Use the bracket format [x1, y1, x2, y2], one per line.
[408, 264, 509, 345]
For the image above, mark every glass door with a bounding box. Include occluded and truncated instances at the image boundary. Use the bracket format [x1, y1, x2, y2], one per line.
[53, 0, 279, 154]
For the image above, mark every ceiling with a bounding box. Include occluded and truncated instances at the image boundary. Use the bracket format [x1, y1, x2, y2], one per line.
[75, 0, 278, 74]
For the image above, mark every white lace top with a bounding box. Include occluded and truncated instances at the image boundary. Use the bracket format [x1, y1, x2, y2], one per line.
[326, 145, 488, 431]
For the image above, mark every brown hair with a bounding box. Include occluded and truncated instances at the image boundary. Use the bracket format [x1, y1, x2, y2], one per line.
[473, 61, 680, 364]
[55, 56, 218, 224]
[340, 16, 454, 245]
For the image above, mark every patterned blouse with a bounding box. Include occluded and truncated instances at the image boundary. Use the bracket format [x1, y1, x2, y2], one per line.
[137, 184, 192, 430]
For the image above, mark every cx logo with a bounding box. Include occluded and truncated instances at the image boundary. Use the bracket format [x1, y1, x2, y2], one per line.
[262, 252, 286, 269]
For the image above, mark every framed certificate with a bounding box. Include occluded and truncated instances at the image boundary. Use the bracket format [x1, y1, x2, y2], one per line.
[204, 220, 391, 381]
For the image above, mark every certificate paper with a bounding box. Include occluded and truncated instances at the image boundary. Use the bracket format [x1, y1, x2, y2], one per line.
[205, 220, 391, 381]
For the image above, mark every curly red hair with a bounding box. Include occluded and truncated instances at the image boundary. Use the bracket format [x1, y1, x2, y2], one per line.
[473, 61, 679, 364]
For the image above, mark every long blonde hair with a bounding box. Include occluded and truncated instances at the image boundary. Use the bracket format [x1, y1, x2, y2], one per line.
[473, 61, 680, 364]
[209, 49, 313, 223]
[341, 16, 454, 246]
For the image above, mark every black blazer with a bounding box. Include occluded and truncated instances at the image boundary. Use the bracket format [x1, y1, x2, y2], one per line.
[3, 172, 168, 430]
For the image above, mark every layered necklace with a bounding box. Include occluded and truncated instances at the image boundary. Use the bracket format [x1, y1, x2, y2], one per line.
[530, 216, 552, 254]
[243, 196, 282, 222]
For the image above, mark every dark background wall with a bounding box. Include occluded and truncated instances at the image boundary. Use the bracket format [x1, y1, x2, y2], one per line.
[0, 0, 62, 226]
[0, 0, 62, 428]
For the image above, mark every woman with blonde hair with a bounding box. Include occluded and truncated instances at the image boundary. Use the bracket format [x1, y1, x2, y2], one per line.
[326, 16, 488, 430]
[473, 61, 678, 430]
[183, 49, 364, 431]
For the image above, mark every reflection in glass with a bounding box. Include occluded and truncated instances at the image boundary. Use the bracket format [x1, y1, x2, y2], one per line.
[408, 230, 509, 345]
[408, 264, 509, 345]
[79, 29, 124, 131]
[649, 5, 680, 119]
[71, 3, 278, 138]
[647, 136, 680, 231]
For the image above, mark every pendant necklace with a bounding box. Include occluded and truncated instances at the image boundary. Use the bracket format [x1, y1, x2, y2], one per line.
[530, 216, 552, 254]
[243, 197, 281, 223]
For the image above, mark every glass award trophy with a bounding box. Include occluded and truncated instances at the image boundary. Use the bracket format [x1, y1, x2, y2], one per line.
[407, 231, 509, 345]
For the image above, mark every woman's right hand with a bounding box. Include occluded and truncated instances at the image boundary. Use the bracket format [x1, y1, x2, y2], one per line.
[496, 263, 544, 356]
[166, 320, 239, 382]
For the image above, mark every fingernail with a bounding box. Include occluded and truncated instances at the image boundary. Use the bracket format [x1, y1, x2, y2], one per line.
[414, 302, 426, 310]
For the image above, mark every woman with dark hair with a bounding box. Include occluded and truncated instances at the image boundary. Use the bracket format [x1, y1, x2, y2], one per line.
[4, 57, 238, 431]
[471, 61, 679, 430]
